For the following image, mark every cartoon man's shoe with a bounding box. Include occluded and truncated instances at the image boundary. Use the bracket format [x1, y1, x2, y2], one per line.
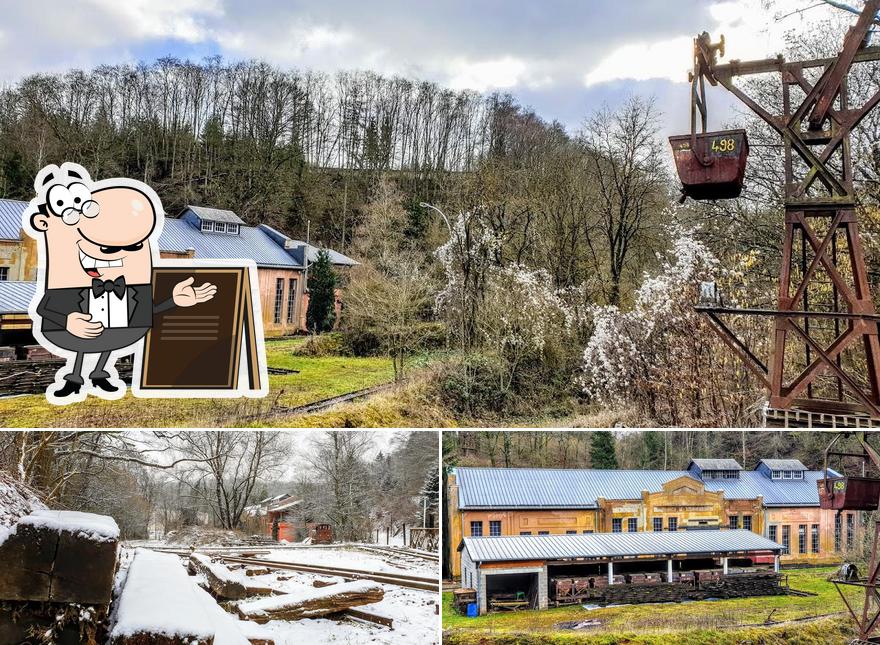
[91, 377, 120, 394]
[53, 380, 82, 398]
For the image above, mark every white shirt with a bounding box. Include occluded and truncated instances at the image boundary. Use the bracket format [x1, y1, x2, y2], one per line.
[88, 288, 129, 328]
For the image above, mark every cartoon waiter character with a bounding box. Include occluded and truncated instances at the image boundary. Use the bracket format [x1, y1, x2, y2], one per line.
[23, 162, 217, 403]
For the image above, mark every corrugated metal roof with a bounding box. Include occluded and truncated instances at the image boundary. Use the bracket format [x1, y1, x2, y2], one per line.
[185, 205, 245, 225]
[259, 224, 358, 267]
[758, 459, 807, 471]
[456, 468, 684, 509]
[159, 219, 303, 269]
[456, 466, 830, 510]
[689, 459, 743, 471]
[0, 281, 36, 313]
[0, 199, 27, 241]
[462, 529, 783, 563]
[0, 199, 351, 270]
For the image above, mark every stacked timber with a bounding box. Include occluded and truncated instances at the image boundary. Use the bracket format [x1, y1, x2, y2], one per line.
[0, 359, 134, 394]
[110, 549, 216, 645]
[236, 580, 384, 623]
[0, 510, 120, 644]
[548, 571, 784, 607]
[188, 553, 275, 599]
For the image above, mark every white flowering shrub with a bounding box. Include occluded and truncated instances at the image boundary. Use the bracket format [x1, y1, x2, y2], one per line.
[582, 224, 723, 422]
[434, 210, 582, 413]
[480, 264, 576, 392]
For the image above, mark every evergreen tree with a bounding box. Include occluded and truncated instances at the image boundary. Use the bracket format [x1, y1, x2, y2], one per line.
[306, 249, 337, 332]
[590, 431, 618, 469]
[641, 431, 665, 469]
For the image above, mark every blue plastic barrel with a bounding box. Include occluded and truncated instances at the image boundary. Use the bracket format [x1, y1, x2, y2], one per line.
[466, 603, 478, 617]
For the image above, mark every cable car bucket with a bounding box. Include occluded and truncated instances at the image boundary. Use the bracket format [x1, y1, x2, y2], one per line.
[669, 32, 750, 201]
[818, 432, 880, 511]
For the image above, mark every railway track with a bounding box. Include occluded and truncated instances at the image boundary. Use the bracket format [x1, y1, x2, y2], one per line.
[216, 554, 439, 593]
[357, 544, 439, 563]
[240, 383, 394, 421]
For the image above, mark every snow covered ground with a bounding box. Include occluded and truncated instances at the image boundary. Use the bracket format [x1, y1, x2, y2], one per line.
[246, 546, 439, 644]
[113, 544, 439, 645]
[260, 545, 439, 578]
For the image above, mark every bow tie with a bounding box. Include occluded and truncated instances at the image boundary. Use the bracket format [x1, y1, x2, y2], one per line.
[92, 277, 126, 299]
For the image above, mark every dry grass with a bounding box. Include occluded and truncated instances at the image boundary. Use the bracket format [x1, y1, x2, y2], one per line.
[442, 566, 862, 644]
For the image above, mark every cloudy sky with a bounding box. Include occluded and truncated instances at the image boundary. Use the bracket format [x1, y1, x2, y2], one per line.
[0, 0, 853, 135]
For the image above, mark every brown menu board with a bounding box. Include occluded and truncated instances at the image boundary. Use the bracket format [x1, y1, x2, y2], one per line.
[140, 266, 262, 392]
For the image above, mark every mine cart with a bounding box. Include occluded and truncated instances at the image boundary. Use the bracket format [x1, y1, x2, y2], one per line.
[819, 476, 880, 511]
[311, 523, 333, 544]
[669, 129, 749, 200]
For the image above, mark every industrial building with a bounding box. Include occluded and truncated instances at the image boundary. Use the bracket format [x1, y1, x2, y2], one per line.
[447, 458, 855, 578]
[458, 529, 784, 614]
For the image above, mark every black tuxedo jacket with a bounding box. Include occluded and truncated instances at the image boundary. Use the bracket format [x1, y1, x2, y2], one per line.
[36, 284, 175, 332]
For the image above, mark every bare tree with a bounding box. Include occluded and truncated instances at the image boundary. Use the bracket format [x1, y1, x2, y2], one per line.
[171, 431, 288, 530]
[581, 96, 667, 305]
[307, 431, 374, 542]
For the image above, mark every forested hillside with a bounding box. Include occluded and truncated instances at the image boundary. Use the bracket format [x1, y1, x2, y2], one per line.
[442, 430, 866, 473]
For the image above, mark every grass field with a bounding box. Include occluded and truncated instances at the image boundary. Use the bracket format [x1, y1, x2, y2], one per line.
[442, 567, 861, 644]
[0, 338, 397, 427]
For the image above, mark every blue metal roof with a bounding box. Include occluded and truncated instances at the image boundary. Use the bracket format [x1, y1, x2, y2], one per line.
[259, 224, 358, 267]
[0, 198, 334, 270]
[0, 199, 27, 241]
[0, 281, 36, 313]
[456, 468, 683, 509]
[455, 466, 831, 510]
[158, 219, 303, 269]
[461, 529, 783, 563]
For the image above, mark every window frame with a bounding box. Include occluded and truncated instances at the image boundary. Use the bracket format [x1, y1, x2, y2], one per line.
[273, 278, 285, 324]
[729, 515, 739, 530]
[489, 520, 502, 537]
[743, 515, 752, 531]
[469, 521, 483, 537]
[612, 518, 622, 533]
[653, 517, 663, 532]
[227, 223, 239, 235]
[200, 220, 214, 232]
[286, 278, 298, 324]
[667, 517, 678, 532]
[811, 524, 820, 554]
[798, 524, 807, 554]
[213, 222, 227, 233]
[0, 267, 8, 281]
[835, 514, 842, 551]
[627, 518, 637, 533]
[781, 525, 791, 554]
[769, 524, 778, 543]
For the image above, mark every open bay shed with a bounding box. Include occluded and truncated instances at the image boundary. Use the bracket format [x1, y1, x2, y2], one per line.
[459, 529, 784, 614]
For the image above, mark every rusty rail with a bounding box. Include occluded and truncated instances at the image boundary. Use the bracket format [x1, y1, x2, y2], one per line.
[215, 554, 439, 593]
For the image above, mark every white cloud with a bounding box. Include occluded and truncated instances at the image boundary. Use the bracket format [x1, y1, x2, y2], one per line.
[584, 36, 693, 86]
[581, 0, 844, 88]
[88, 0, 222, 43]
[447, 56, 530, 91]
